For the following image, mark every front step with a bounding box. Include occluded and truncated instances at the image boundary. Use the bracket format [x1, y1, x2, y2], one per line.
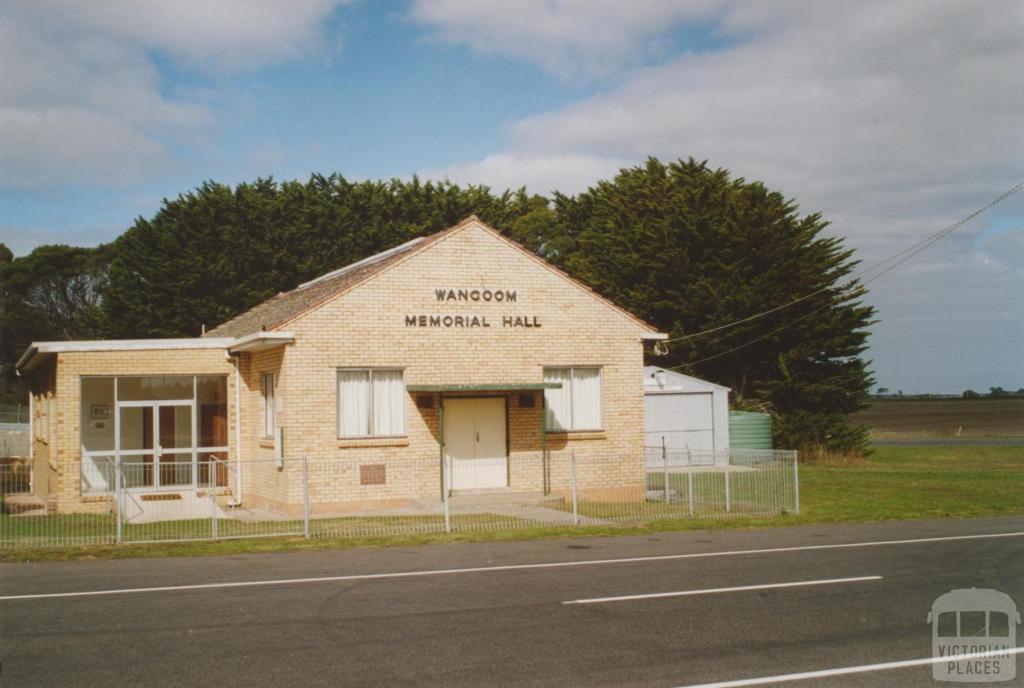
[2, 493, 48, 516]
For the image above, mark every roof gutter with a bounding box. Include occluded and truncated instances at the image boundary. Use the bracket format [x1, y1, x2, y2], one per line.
[226, 331, 294, 353]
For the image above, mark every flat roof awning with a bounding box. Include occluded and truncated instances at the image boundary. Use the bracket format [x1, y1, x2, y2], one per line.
[406, 383, 561, 393]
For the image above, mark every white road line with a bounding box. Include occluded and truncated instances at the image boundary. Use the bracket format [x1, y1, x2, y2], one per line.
[1, 530, 1020, 602]
[562, 576, 882, 605]
[672, 647, 1024, 688]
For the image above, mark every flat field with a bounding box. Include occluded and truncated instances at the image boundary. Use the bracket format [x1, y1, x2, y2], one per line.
[855, 397, 1024, 439]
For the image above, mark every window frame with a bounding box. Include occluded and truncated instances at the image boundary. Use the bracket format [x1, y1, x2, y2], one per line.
[261, 372, 275, 439]
[337, 367, 406, 438]
[543, 365, 603, 432]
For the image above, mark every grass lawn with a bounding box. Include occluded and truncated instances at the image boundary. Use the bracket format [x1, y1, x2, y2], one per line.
[798, 445, 1023, 522]
[2, 446, 1020, 562]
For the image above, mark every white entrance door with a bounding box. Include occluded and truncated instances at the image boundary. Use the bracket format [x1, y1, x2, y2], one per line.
[445, 397, 508, 490]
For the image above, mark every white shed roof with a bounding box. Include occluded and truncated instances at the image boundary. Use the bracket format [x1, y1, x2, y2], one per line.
[643, 366, 730, 393]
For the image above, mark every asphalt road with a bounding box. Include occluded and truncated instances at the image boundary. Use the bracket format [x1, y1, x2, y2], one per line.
[2, 516, 1022, 687]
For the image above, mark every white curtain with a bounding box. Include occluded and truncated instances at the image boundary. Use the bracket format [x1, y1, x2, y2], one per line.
[339, 370, 370, 436]
[543, 368, 572, 430]
[572, 368, 602, 429]
[371, 370, 405, 435]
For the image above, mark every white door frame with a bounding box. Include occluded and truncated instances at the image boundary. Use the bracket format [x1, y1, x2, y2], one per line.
[115, 398, 197, 490]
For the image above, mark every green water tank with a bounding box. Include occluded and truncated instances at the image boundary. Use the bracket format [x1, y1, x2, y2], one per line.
[729, 410, 772, 449]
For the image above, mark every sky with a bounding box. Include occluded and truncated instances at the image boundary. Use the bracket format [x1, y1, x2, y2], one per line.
[0, 0, 1021, 394]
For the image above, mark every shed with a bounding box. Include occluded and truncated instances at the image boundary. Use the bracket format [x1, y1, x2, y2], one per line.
[643, 367, 730, 452]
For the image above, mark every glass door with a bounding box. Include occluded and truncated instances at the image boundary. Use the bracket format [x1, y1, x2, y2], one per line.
[156, 404, 194, 488]
[118, 404, 155, 488]
[117, 401, 195, 490]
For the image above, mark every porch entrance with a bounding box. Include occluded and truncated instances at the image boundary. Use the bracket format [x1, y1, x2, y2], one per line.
[117, 401, 194, 489]
[444, 397, 508, 491]
[79, 375, 230, 496]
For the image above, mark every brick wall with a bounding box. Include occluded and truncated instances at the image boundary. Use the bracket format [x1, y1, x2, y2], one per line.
[270, 221, 650, 508]
[49, 348, 235, 512]
[32, 221, 653, 514]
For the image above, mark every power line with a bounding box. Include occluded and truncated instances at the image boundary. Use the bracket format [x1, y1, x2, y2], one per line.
[672, 301, 830, 369]
[663, 180, 1024, 345]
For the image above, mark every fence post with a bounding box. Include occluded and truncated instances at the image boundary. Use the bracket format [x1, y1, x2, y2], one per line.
[724, 452, 732, 513]
[686, 449, 694, 517]
[792, 451, 800, 514]
[114, 455, 123, 544]
[443, 455, 451, 533]
[210, 462, 219, 541]
[571, 450, 579, 526]
[662, 437, 670, 503]
[302, 455, 311, 538]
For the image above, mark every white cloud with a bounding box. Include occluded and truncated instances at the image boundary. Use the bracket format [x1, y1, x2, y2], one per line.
[409, 0, 722, 77]
[422, 0, 1024, 391]
[0, 0, 348, 189]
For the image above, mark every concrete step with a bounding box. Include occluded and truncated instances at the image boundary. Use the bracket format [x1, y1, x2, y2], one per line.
[2, 493, 48, 516]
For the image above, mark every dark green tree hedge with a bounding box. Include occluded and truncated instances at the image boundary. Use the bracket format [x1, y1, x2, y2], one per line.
[0, 243, 112, 403]
[6, 161, 875, 451]
[547, 158, 875, 452]
[102, 176, 551, 337]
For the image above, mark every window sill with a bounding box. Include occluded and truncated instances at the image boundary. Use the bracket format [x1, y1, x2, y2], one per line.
[545, 429, 607, 441]
[258, 438, 275, 449]
[337, 436, 409, 449]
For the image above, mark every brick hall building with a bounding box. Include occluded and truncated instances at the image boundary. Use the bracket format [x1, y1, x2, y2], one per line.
[17, 217, 665, 514]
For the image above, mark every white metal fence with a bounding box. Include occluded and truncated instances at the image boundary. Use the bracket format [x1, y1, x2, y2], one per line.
[1, 449, 798, 549]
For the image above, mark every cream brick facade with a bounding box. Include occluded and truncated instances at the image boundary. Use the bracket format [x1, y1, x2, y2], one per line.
[23, 219, 660, 514]
[30, 349, 235, 512]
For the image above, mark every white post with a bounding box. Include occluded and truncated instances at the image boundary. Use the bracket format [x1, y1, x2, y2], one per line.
[662, 437, 670, 503]
[210, 464, 218, 540]
[724, 452, 732, 513]
[443, 455, 451, 533]
[571, 450, 579, 526]
[114, 455, 123, 544]
[793, 451, 800, 514]
[686, 449, 694, 517]
[302, 455, 311, 538]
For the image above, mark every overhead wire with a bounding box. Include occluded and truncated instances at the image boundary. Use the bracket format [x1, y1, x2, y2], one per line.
[666, 180, 1024, 371]
[662, 180, 1024, 345]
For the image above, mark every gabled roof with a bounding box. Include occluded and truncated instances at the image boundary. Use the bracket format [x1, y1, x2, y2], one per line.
[204, 222, 463, 337]
[206, 216, 664, 338]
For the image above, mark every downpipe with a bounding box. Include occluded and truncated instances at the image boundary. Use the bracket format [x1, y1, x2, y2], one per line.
[227, 353, 244, 508]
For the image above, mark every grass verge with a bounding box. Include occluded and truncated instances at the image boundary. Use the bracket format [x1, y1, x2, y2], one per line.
[2, 445, 1020, 563]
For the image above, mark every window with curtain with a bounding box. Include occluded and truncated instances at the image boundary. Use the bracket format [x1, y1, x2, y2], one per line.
[543, 367, 602, 430]
[261, 373, 275, 437]
[338, 369, 405, 436]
